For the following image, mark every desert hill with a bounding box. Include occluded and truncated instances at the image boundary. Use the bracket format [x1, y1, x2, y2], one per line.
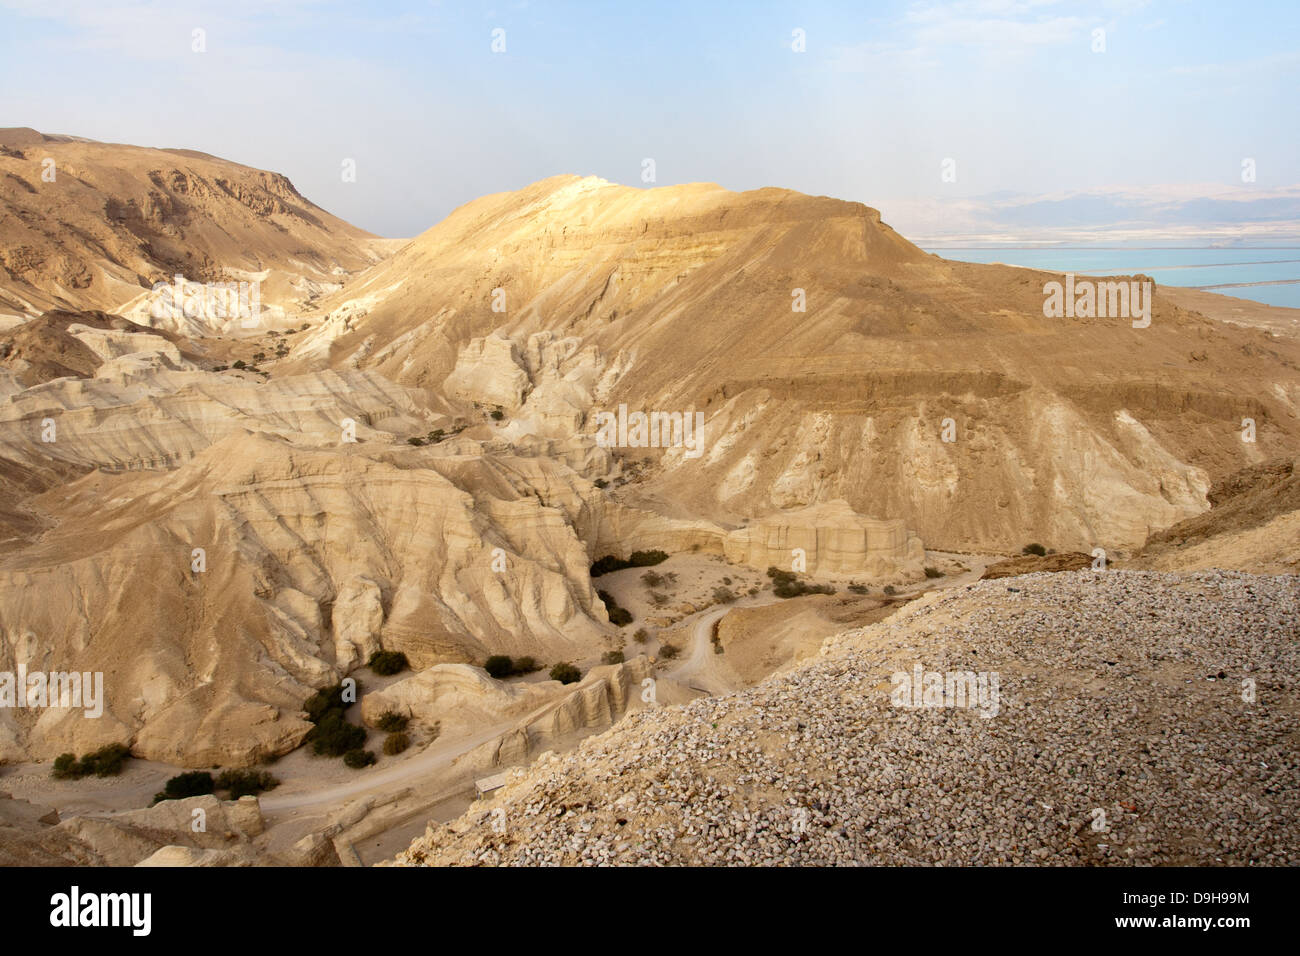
[394, 569, 1300, 866]
[305, 175, 1300, 554]
[1135, 456, 1300, 573]
[0, 128, 392, 327]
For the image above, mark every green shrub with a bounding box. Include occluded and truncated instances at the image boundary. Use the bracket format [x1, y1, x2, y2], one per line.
[368, 650, 409, 676]
[232, 359, 246, 369]
[484, 655, 540, 678]
[407, 437, 425, 446]
[590, 550, 669, 577]
[772, 577, 834, 599]
[1022, 543, 1047, 556]
[376, 712, 409, 733]
[309, 711, 367, 757]
[428, 429, 446, 443]
[303, 682, 357, 724]
[83, 743, 131, 777]
[490, 408, 505, 421]
[214, 769, 279, 798]
[848, 582, 869, 594]
[159, 771, 215, 801]
[343, 749, 376, 769]
[549, 662, 582, 684]
[640, 570, 664, 588]
[52, 753, 80, 780]
[593, 478, 608, 489]
[484, 655, 514, 679]
[924, 566, 943, 579]
[658, 643, 680, 660]
[590, 556, 627, 577]
[52, 744, 131, 780]
[382, 732, 410, 756]
[597, 589, 633, 625]
[601, 650, 625, 665]
[884, 585, 897, 596]
[632, 628, 650, 644]
[630, 550, 668, 567]
[712, 586, 736, 604]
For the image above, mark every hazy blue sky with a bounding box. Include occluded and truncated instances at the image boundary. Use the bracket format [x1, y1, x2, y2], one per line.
[2, 0, 1297, 237]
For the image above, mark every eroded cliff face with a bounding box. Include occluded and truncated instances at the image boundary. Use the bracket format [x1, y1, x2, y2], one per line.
[0, 352, 619, 765]
[307, 175, 1300, 554]
[0, 129, 390, 326]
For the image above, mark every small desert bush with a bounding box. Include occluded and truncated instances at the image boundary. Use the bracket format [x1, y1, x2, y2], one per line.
[640, 570, 665, 588]
[597, 589, 634, 626]
[309, 711, 367, 757]
[303, 682, 358, 724]
[1022, 543, 1047, 556]
[658, 643, 681, 660]
[484, 655, 540, 679]
[712, 586, 736, 604]
[884, 585, 897, 596]
[632, 628, 650, 644]
[589, 550, 669, 577]
[343, 748, 376, 769]
[368, 650, 409, 676]
[52, 743, 131, 780]
[214, 769, 279, 798]
[766, 567, 834, 599]
[601, 650, 625, 665]
[382, 732, 410, 756]
[375, 712, 409, 733]
[550, 662, 582, 684]
[157, 771, 215, 802]
[924, 566, 943, 579]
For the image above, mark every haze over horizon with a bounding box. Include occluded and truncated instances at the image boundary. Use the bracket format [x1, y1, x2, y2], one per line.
[3, 0, 1298, 238]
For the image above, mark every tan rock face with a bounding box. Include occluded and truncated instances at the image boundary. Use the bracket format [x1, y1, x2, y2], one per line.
[0, 369, 615, 765]
[317, 175, 1300, 554]
[0, 128, 391, 324]
[723, 500, 924, 577]
[980, 552, 1093, 579]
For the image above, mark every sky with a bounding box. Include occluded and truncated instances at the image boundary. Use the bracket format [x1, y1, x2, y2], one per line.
[1, 0, 1297, 238]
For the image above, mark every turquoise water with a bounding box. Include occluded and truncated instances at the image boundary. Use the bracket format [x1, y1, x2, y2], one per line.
[922, 246, 1300, 309]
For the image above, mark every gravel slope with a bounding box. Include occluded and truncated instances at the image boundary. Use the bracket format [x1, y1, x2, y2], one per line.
[393, 570, 1299, 866]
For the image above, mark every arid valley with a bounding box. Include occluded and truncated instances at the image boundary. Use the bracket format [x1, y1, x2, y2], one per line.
[0, 125, 1296, 871]
[1, 8, 1298, 925]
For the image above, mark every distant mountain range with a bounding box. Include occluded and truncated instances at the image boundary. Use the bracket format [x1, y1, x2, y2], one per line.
[881, 184, 1300, 244]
